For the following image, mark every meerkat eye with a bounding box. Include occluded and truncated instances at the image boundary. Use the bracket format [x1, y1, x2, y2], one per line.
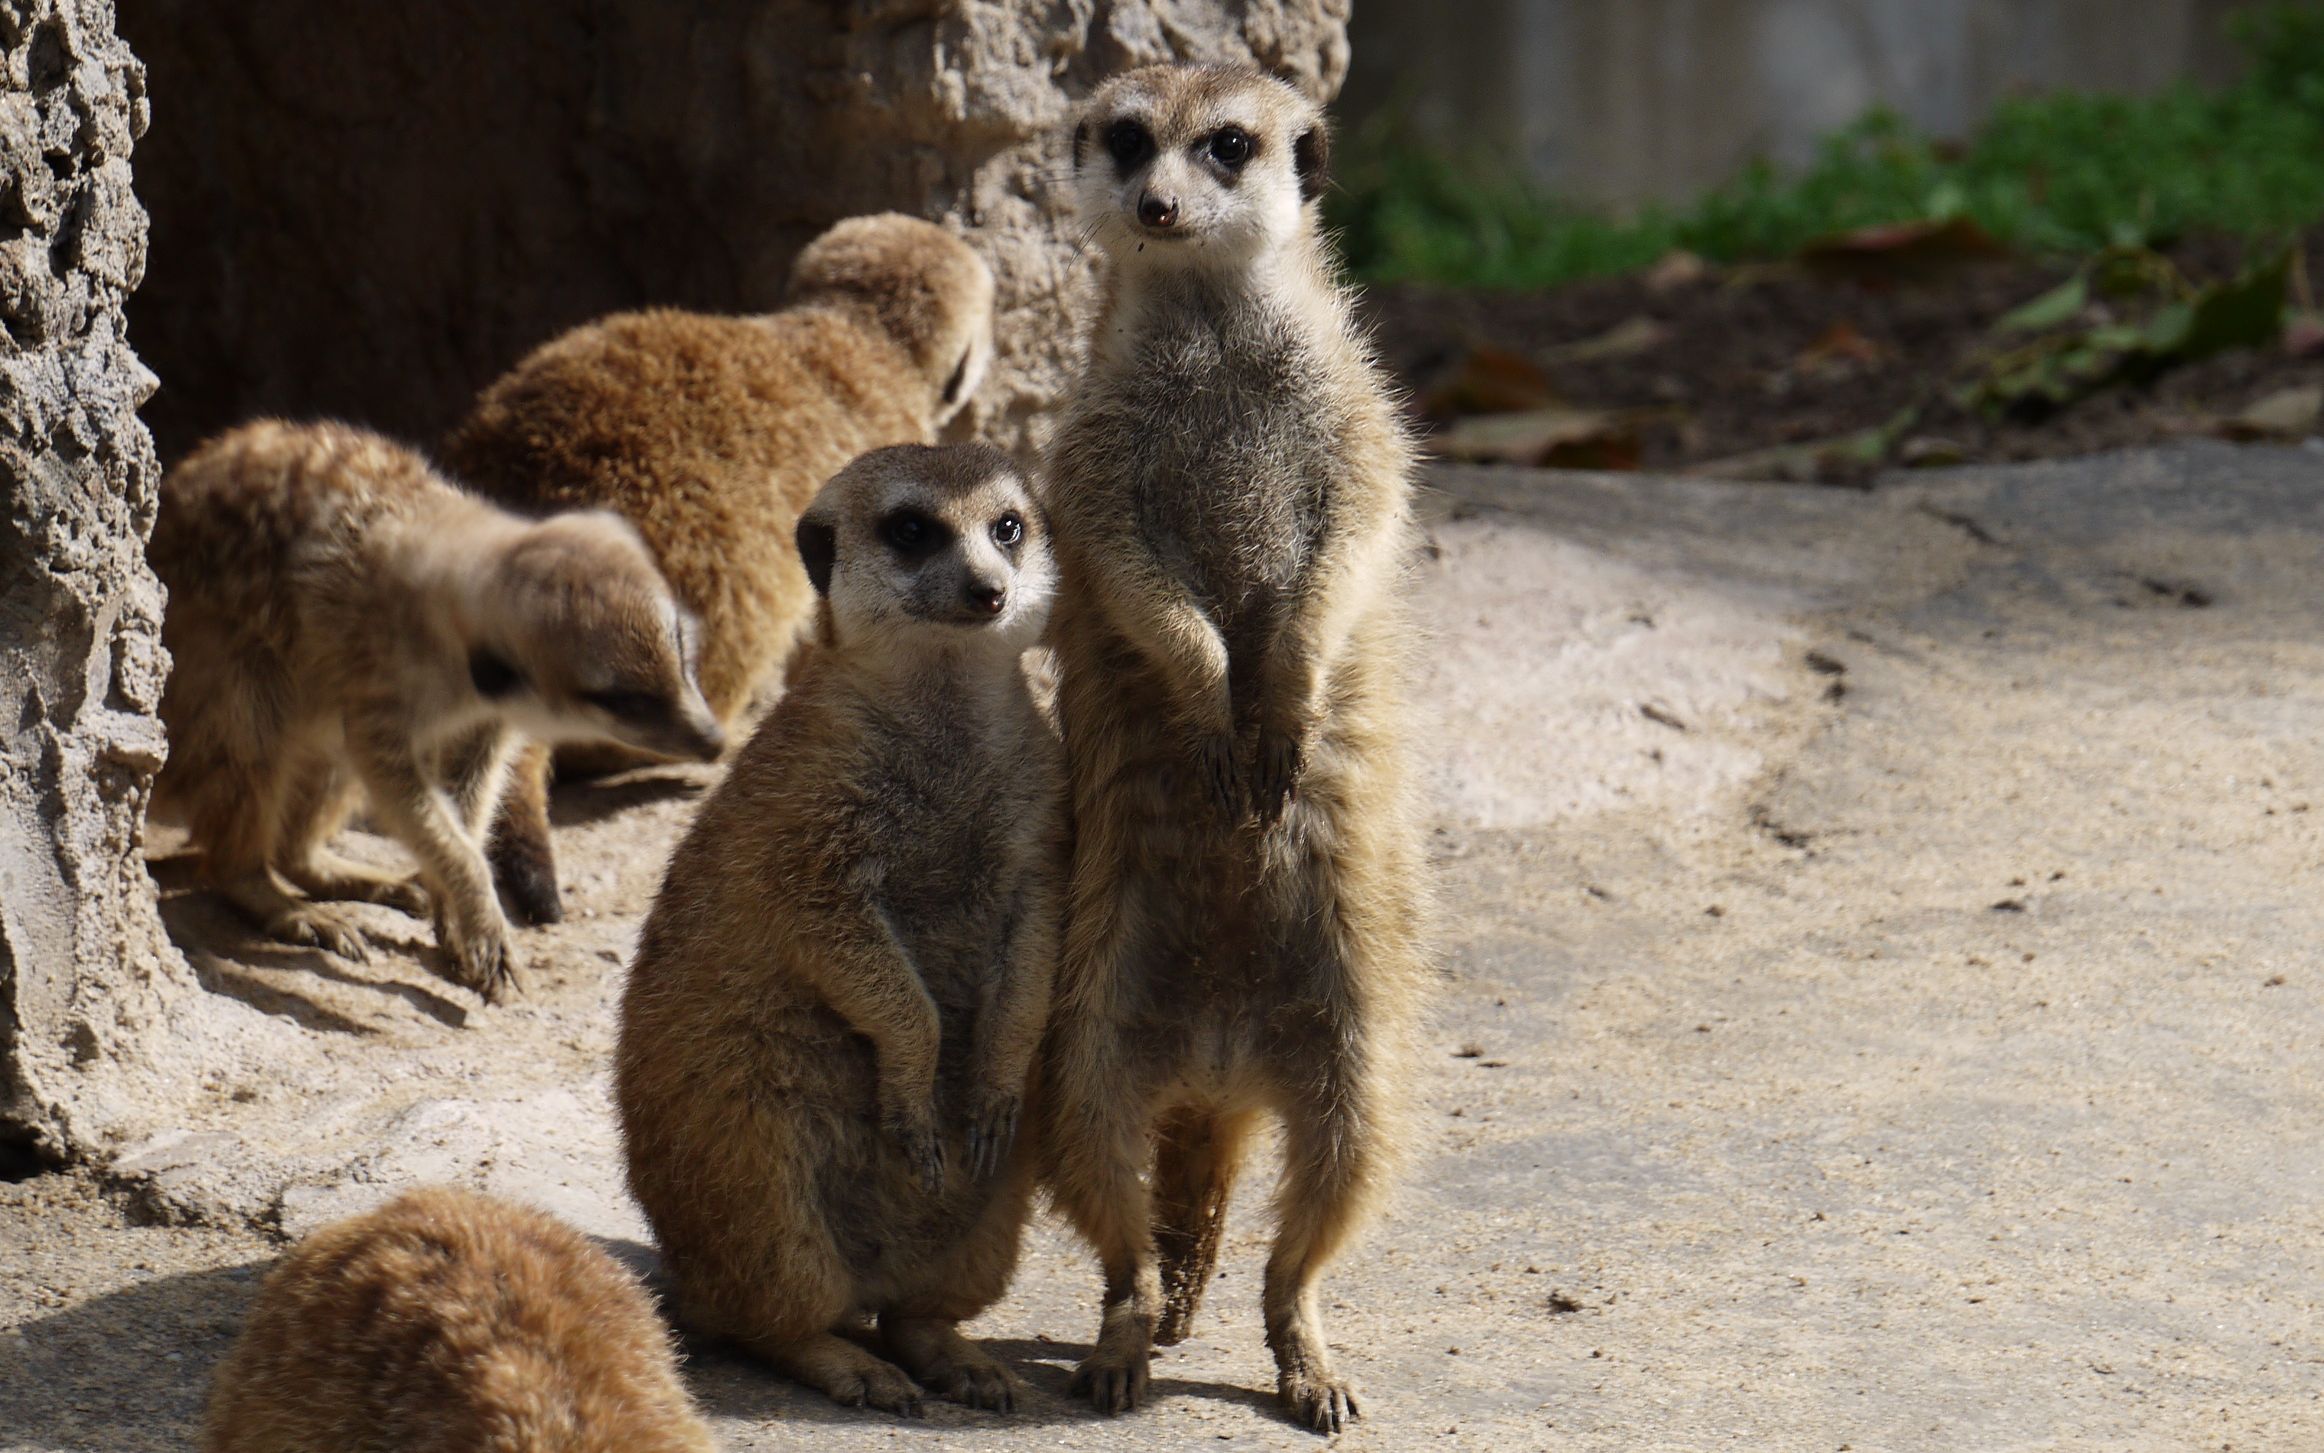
[1104, 118, 1154, 170]
[584, 689, 661, 721]
[469, 650, 522, 699]
[1207, 126, 1254, 169]
[991, 514, 1024, 549]
[880, 510, 943, 556]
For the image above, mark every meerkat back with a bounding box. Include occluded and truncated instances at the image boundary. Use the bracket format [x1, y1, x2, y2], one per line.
[202, 1186, 713, 1453]
[442, 212, 996, 927]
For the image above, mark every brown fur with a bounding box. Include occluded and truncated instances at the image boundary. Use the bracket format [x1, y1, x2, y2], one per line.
[148, 420, 719, 1001]
[616, 445, 1059, 1417]
[444, 213, 995, 926]
[1040, 65, 1431, 1434]
[201, 1186, 713, 1453]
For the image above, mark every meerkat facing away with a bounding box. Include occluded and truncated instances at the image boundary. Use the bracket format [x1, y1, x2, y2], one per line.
[149, 420, 722, 1002]
[1038, 65, 1430, 1434]
[203, 1186, 714, 1453]
[617, 444, 1059, 1416]
[444, 212, 996, 928]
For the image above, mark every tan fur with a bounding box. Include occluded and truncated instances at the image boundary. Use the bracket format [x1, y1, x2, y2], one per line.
[616, 445, 1060, 1417]
[148, 420, 720, 1002]
[1040, 65, 1431, 1434]
[443, 214, 996, 926]
[202, 1186, 713, 1453]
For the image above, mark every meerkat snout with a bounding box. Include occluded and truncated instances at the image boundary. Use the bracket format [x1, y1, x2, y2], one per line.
[485, 511, 725, 763]
[795, 443, 1052, 646]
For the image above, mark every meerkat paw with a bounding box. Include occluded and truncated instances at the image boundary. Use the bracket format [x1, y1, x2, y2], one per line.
[883, 1105, 946, 1194]
[1251, 726, 1308, 827]
[964, 1093, 1022, 1180]
[1278, 1369, 1361, 1435]
[1070, 1339, 1151, 1415]
[932, 1351, 1024, 1413]
[269, 905, 371, 962]
[438, 916, 518, 1004]
[374, 874, 432, 919]
[833, 1360, 926, 1417]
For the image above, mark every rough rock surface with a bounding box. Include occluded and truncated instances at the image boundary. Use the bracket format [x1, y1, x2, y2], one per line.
[122, 1, 1351, 463]
[0, 0, 204, 1164]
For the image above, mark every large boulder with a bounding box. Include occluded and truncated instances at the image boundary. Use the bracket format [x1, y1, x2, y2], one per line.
[0, 0, 201, 1165]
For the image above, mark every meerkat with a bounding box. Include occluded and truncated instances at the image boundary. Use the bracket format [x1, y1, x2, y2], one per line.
[203, 1185, 715, 1453]
[443, 212, 996, 928]
[148, 420, 722, 1002]
[616, 444, 1059, 1417]
[1037, 64, 1431, 1434]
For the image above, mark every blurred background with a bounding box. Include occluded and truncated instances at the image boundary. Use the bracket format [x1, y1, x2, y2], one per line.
[1328, 0, 2324, 482]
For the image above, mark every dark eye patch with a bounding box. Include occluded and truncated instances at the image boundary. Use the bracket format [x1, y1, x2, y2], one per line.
[584, 689, 662, 721]
[880, 509, 951, 558]
[1104, 118, 1154, 171]
[469, 649, 522, 699]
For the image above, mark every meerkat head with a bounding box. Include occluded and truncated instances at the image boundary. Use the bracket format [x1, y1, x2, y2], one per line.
[786, 213, 997, 428]
[1072, 64, 1328, 272]
[470, 511, 726, 762]
[793, 444, 1054, 660]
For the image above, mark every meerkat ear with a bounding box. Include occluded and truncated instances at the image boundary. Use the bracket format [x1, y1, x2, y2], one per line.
[1072, 121, 1089, 170]
[1293, 125, 1328, 202]
[796, 516, 837, 597]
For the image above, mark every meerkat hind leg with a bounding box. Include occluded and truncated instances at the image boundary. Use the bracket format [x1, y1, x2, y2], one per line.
[487, 741, 562, 927]
[1152, 1102, 1260, 1347]
[744, 1331, 926, 1418]
[879, 1315, 1022, 1412]
[283, 848, 430, 917]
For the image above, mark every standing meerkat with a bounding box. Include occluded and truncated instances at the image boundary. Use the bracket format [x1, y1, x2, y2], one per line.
[1039, 64, 1430, 1434]
[444, 213, 996, 927]
[616, 444, 1060, 1416]
[203, 1185, 714, 1453]
[149, 420, 722, 1002]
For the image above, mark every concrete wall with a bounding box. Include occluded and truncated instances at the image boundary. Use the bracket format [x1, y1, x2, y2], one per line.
[1342, 0, 2262, 210]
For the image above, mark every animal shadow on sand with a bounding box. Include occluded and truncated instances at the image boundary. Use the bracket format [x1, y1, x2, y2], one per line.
[545, 763, 712, 831]
[0, 1256, 265, 1453]
[150, 860, 471, 1031]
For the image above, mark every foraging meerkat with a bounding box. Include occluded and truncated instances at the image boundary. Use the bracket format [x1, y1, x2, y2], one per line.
[616, 444, 1059, 1417]
[203, 1186, 714, 1453]
[444, 213, 996, 927]
[1039, 65, 1430, 1434]
[149, 420, 722, 1002]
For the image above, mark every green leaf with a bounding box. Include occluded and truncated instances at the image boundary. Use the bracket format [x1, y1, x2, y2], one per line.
[1996, 274, 2089, 333]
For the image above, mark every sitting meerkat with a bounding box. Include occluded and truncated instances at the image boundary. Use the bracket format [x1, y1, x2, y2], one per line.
[148, 419, 722, 1002]
[616, 443, 1059, 1417]
[202, 1185, 714, 1453]
[1038, 65, 1430, 1433]
[443, 212, 996, 928]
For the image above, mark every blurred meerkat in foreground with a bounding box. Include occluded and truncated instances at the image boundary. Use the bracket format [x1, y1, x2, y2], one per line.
[203, 1186, 713, 1453]
[1039, 64, 1430, 1434]
[617, 444, 1059, 1416]
[149, 420, 721, 1002]
[444, 213, 996, 927]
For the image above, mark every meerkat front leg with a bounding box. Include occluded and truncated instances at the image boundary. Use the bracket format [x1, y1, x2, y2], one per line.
[1065, 536, 1240, 813]
[346, 720, 516, 1002]
[787, 901, 949, 1192]
[965, 881, 1058, 1180]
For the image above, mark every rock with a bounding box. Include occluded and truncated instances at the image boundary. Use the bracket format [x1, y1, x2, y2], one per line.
[125, 2, 1353, 461]
[0, 0, 211, 1167]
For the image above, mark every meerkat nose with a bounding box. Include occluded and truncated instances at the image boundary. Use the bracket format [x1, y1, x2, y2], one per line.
[1137, 192, 1179, 229]
[966, 581, 1007, 616]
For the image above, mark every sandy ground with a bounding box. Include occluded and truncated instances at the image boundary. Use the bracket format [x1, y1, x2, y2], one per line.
[6, 442, 2324, 1451]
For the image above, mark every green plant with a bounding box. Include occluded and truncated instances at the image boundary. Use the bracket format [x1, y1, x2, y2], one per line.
[1328, 3, 2324, 289]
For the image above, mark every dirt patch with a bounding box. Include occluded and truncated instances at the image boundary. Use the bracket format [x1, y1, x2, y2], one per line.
[1362, 229, 2324, 482]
